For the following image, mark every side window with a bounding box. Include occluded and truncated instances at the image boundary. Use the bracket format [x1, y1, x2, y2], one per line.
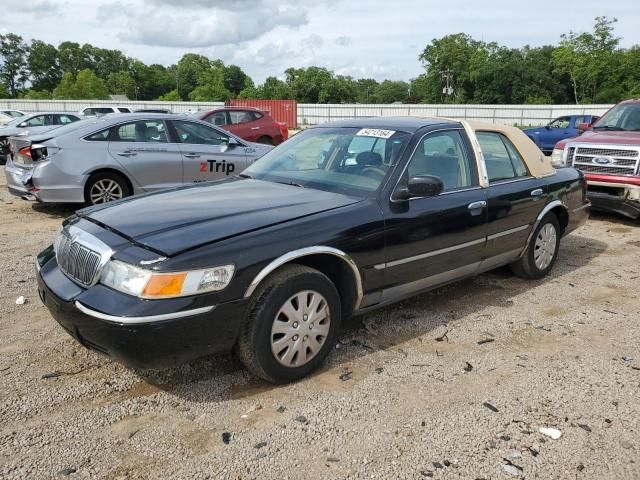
[204, 112, 227, 126]
[118, 108, 131, 113]
[83, 108, 95, 116]
[548, 116, 570, 129]
[56, 114, 77, 125]
[85, 129, 110, 141]
[113, 120, 167, 143]
[406, 130, 475, 191]
[171, 120, 229, 145]
[229, 111, 253, 124]
[24, 115, 47, 127]
[477, 132, 530, 183]
[572, 116, 584, 128]
[249, 111, 264, 121]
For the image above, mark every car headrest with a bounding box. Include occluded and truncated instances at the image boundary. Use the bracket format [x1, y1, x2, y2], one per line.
[355, 151, 383, 166]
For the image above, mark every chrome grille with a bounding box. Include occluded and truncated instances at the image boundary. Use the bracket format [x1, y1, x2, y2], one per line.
[569, 144, 640, 176]
[54, 230, 108, 287]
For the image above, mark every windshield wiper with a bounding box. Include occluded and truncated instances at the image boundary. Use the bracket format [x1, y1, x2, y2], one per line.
[593, 125, 626, 131]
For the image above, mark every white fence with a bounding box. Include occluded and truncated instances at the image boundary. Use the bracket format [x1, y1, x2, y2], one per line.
[297, 103, 614, 127]
[0, 99, 613, 127]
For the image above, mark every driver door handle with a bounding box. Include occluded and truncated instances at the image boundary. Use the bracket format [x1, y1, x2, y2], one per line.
[117, 151, 136, 157]
[530, 188, 544, 198]
[468, 201, 487, 210]
[184, 153, 200, 158]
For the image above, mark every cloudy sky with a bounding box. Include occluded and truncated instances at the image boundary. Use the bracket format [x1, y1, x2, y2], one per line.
[2, 0, 638, 83]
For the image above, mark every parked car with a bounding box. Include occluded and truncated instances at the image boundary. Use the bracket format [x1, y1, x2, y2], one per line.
[552, 99, 640, 219]
[80, 106, 132, 116]
[0, 113, 12, 126]
[0, 109, 26, 119]
[195, 106, 288, 145]
[36, 117, 589, 383]
[0, 112, 81, 165]
[4, 113, 271, 205]
[134, 108, 173, 114]
[523, 115, 599, 154]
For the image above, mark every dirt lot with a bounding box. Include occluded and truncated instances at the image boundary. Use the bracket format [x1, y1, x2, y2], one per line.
[0, 168, 639, 480]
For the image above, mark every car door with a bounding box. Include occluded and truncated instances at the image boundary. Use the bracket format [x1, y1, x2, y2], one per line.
[227, 110, 259, 142]
[381, 128, 488, 301]
[541, 116, 572, 150]
[476, 131, 548, 264]
[106, 119, 183, 191]
[169, 119, 252, 184]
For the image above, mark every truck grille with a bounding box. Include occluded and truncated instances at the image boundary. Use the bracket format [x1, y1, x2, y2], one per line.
[568, 145, 640, 176]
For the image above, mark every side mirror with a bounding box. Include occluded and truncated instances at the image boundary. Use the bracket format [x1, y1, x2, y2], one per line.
[220, 136, 240, 153]
[544, 125, 551, 130]
[18, 122, 28, 128]
[395, 175, 444, 200]
[577, 122, 591, 134]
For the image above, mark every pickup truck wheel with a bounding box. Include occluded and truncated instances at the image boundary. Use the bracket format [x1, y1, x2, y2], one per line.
[511, 213, 560, 279]
[237, 265, 341, 384]
[84, 172, 131, 205]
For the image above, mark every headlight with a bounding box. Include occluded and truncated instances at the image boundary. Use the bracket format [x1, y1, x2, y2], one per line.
[550, 148, 565, 167]
[100, 260, 235, 299]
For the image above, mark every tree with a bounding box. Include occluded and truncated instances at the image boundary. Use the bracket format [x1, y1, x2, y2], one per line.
[23, 89, 52, 99]
[53, 69, 108, 99]
[189, 66, 232, 101]
[553, 16, 620, 103]
[0, 33, 29, 97]
[28, 40, 60, 92]
[285, 66, 333, 103]
[57, 41, 88, 76]
[107, 71, 136, 99]
[375, 80, 409, 103]
[223, 64, 252, 96]
[157, 89, 180, 101]
[175, 53, 211, 100]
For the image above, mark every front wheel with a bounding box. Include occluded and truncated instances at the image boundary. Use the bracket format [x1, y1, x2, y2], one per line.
[237, 265, 342, 383]
[84, 172, 131, 205]
[511, 213, 560, 279]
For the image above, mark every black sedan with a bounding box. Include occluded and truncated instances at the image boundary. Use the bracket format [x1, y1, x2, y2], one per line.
[36, 117, 590, 383]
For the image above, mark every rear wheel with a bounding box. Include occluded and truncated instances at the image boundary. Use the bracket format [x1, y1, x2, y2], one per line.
[511, 213, 560, 279]
[257, 136, 274, 145]
[84, 172, 131, 205]
[237, 265, 341, 383]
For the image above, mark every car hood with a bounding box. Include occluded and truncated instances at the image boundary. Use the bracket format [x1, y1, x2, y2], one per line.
[522, 127, 545, 135]
[79, 178, 363, 256]
[560, 130, 640, 148]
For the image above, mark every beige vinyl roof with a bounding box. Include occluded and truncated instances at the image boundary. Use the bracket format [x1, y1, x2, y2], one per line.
[465, 120, 554, 178]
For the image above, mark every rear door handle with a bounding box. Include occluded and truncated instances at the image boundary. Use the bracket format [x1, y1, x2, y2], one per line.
[468, 201, 487, 210]
[184, 153, 200, 158]
[530, 188, 544, 198]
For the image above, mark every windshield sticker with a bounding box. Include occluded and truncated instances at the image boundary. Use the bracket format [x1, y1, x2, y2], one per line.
[356, 128, 396, 139]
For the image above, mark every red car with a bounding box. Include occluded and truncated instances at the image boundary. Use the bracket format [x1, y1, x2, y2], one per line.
[552, 99, 640, 219]
[196, 107, 288, 145]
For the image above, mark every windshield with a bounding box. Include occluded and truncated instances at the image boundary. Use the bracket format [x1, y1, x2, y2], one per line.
[593, 103, 640, 132]
[245, 127, 412, 197]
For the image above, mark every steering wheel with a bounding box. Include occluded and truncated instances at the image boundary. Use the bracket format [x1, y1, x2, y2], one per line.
[360, 166, 386, 181]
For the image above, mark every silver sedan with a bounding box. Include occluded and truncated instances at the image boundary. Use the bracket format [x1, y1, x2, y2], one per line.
[4, 113, 273, 205]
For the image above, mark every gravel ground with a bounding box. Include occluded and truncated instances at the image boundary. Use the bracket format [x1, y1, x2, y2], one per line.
[0, 167, 639, 480]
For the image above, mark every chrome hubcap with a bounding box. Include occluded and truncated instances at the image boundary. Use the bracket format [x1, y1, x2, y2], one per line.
[90, 179, 123, 204]
[270, 290, 331, 367]
[534, 223, 557, 270]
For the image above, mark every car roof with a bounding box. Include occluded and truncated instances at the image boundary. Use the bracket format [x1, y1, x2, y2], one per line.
[619, 98, 640, 105]
[315, 116, 459, 132]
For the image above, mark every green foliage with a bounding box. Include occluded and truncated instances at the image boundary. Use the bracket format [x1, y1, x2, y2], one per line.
[22, 89, 52, 99]
[0, 16, 637, 104]
[157, 89, 181, 101]
[0, 33, 29, 97]
[53, 69, 108, 99]
[107, 71, 136, 99]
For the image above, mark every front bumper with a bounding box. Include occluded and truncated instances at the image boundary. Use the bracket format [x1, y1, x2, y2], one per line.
[585, 175, 640, 220]
[37, 251, 248, 369]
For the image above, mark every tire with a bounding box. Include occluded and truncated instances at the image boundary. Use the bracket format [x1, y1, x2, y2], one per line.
[257, 136, 274, 146]
[237, 265, 342, 383]
[511, 213, 561, 279]
[84, 172, 131, 205]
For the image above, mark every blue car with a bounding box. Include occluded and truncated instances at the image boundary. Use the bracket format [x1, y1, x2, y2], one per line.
[523, 115, 599, 154]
